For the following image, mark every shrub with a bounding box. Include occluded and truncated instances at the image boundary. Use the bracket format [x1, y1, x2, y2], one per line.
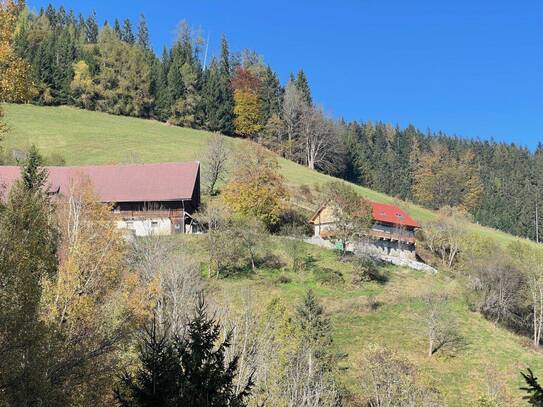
[275, 274, 292, 284]
[273, 209, 312, 236]
[351, 255, 386, 284]
[314, 267, 344, 286]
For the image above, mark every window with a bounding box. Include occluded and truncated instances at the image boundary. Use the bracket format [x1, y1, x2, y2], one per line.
[151, 221, 159, 228]
[125, 220, 134, 228]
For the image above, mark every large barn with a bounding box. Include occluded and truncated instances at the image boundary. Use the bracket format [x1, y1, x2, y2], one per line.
[309, 201, 420, 259]
[0, 161, 201, 236]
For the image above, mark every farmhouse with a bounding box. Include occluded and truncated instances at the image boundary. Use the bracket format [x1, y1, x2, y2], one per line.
[0, 161, 200, 236]
[309, 201, 419, 260]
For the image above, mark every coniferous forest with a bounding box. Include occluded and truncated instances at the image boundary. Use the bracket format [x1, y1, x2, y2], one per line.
[7, 3, 543, 241]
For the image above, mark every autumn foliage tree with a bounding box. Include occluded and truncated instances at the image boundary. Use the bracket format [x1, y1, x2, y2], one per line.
[0, 0, 34, 102]
[232, 67, 263, 137]
[40, 177, 153, 404]
[222, 145, 287, 227]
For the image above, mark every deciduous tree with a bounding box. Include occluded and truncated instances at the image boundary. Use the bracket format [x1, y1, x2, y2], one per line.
[41, 178, 151, 404]
[0, 0, 34, 102]
[222, 145, 288, 227]
[232, 67, 263, 137]
[202, 133, 229, 195]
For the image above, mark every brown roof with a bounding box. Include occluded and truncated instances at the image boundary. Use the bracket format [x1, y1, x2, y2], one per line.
[0, 161, 200, 203]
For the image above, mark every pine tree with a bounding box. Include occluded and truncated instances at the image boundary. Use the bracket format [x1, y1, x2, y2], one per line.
[22, 145, 47, 191]
[295, 69, 312, 106]
[85, 10, 98, 43]
[113, 18, 121, 38]
[137, 13, 150, 50]
[116, 318, 179, 406]
[121, 18, 135, 44]
[117, 295, 253, 407]
[259, 65, 282, 125]
[521, 368, 543, 406]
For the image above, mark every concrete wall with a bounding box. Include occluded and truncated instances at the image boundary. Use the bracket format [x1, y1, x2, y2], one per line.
[117, 218, 172, 237]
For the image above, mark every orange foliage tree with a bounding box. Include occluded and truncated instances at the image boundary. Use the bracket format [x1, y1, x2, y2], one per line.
[232, 67, 263, 137]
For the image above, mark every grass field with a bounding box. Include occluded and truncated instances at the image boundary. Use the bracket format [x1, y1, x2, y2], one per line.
[184, 235, 543, 406]
[4, 103, 543, 404]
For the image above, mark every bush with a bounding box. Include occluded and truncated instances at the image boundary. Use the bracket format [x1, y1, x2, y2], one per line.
[282, 236, 314, 273]
[314, 267, 344, 286]
[351, 255, 386, 284]
[273, 209, 312, 236]
[258, 254, 286, 270]
[275, 274, 292, 284]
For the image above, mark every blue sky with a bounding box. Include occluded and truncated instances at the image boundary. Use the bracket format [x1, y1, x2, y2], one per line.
[30, 0, 543, 148]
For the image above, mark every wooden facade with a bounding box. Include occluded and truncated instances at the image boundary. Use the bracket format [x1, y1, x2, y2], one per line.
[309, 201, 419, 256]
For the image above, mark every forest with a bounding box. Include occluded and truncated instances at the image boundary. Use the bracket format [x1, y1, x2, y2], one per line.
[3, 3, 543, 241]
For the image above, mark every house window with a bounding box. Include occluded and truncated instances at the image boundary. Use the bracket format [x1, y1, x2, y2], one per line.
[126, 220, 134, 228]
[151, 221, 159, 228]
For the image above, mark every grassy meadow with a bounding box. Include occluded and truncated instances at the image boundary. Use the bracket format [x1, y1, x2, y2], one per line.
[184, 235, 543, 406]
[4, 103, 543, 405]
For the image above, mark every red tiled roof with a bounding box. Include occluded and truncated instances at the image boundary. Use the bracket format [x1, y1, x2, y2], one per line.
[0, 162, 200, 203]
[370, 201, 419, 228]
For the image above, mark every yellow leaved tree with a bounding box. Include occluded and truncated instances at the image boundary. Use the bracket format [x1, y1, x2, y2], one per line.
[0, 0, 34, 103]
[222, 145, 287, 226]
[41, 177, 156, 404]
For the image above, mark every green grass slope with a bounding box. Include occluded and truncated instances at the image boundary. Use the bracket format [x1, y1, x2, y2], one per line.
[4, 103, 528, 249]
[4, 103, 543, 404]
[189, 236, 543, 406]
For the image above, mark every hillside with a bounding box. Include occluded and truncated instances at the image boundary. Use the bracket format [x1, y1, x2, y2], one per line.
[4, 103, 543, 405]
[4, 103, 535, 249]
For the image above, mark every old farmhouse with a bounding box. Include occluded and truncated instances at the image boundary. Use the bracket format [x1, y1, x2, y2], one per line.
[0, 161, 201, 236]
[309, 201, 420, 259]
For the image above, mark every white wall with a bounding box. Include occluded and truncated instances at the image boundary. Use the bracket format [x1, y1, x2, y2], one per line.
[117, 218, 172, 237]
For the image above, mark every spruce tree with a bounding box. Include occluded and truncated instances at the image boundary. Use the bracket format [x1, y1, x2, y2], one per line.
[85, 10, 98, 43]
[22, 145, 47, 191]
[113, 18, 121, 38]
[215, 35, 235, 135]
[121, 18, 135, 44]
[297, 289, 332, 349]
[153, 49, 173, 121]
[259, 65, 282, 124]
[117, 295, 253, 407]
[175, 295, 253, 406]
[295, 69, 312, 106]
[521, 368, 543, 406]
[116, 318, 179, 406]
[137, 13, 150, 50]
